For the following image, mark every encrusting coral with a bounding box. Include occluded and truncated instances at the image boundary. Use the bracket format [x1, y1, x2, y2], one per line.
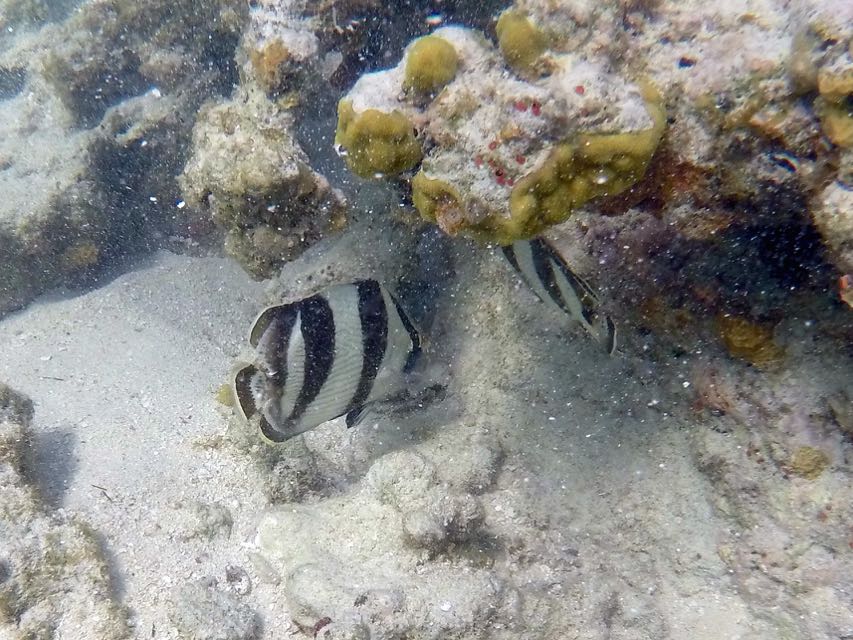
[335, 103, 424, 178]
[335, 23, 664, 244]
[716, 315, 785, 368]
[495, 9, 548, 74]
[403, 35, 459, 94]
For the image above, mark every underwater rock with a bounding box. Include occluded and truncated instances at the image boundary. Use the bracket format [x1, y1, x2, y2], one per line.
[180, 88, 347, 279]
[167, 581, 259, 640]
[168, 500, 234, 542]
[336, 24, 663, 244]
[235, 0, 322, 96]
[687, 339, 853, 640]
[257, 495, 507, 639]
[0, 69, 104, 316]
[0, 382, 129, 639]
[811, 170, 853, 274]
[0, 0, 248, 316]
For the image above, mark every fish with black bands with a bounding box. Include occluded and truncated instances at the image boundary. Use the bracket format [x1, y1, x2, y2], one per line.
[502, 238, 617, 354]
[234, 279, 421, 442]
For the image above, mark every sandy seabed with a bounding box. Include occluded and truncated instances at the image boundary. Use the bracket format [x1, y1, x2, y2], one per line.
[1, 238, 851, 639]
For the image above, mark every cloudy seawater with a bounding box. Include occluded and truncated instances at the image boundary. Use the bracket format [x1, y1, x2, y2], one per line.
[0, 1, 851, 638]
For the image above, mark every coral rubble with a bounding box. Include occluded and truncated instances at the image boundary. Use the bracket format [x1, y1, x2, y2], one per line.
[180, 89, 347, 278]
[0, 383, 128, 638]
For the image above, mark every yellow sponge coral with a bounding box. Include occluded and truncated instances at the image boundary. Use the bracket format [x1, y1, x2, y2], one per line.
[335, 101, 423, 178]
[815, 69, 853, 148]
[412, 91, 666, 244]
[404, 35, 459, 94]
[411, 172, 474, 234]
[496, 10, 547, 73]
[506, 91, 666, 242]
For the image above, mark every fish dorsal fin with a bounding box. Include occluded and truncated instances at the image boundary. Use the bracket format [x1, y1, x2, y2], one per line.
[387, 289, 421, 373]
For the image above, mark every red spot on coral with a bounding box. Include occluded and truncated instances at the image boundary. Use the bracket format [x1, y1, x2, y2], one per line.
[515, 154, 525, 164]
[531, 101, 541, 116]
[496, 175, 506, 186]
[513, 100, 527, 111]
[507, 177, 515, 186]
[474, 155, 483, 167]
[488, 140, 498, 150]
[487, 158, 496, 167]
[574, 85, 585, 95]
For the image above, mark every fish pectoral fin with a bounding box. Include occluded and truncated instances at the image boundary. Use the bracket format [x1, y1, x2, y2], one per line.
[346, 405, 370, 428]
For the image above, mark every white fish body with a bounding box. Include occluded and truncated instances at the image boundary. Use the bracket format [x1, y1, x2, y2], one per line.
[502, 238, 616, 354]
[234, 279, 420, 442]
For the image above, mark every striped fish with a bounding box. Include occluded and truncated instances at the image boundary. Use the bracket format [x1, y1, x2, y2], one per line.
[234, 280, 421, 442]
[502, 238, 617, 354]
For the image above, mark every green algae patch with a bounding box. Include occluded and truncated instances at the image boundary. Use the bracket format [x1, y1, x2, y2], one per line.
[496, 10, 547, 74]
[335, 101, 423, 178]
[789, 446, 829, 480]
[404, 35, 459, 95]
[215, 382, 235, 407]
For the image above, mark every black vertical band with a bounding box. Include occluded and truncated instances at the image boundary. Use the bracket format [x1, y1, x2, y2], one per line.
[603, 316, 617, 355]
[530, 238, 567, 313]
[234, 365, 259, 418]
[538, 239, 597, 325]
[289, 294, 336, 423]
[501, 244, 521, 274]
[348, 280, 388, 411]
[265, 304, 299, 387]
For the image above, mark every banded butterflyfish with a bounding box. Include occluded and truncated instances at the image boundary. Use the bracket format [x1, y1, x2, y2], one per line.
[502, 238, 617, 354]
[234, 279, 421, 443]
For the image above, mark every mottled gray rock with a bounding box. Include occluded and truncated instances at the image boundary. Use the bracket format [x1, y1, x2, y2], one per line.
[0, 0, 247, 316]
[167, 581, 259, 640]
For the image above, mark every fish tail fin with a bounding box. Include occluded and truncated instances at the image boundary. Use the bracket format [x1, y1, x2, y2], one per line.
[593, 313, 618, 355]
[233, 364, 260, 420]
